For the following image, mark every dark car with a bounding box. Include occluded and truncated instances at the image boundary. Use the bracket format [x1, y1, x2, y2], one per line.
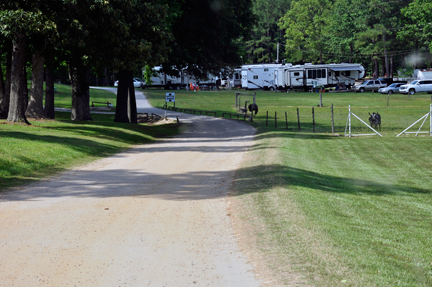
[377, 77, 393, 85]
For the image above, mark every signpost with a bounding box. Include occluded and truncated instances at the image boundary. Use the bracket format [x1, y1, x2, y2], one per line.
[166, 92, 175, 108]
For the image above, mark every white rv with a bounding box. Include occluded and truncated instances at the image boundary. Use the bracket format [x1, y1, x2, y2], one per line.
[143, 66, 217, 89]
[274, 63, 365, 90]
[241, 64, 283, 90]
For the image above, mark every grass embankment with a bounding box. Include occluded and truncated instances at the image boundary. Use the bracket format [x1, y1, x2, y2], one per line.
[144, 89, 432, 286]
[0, 85, 180, 191]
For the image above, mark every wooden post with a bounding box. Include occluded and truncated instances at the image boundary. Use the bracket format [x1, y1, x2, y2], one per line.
[312, 107, 315, 132]
[331, 103, 335, 134]
[266, 111, 268, 126]
[275, 111, 277, 128]
[285, 111, 288, 129]
[319, 91, 323, 107]
[297, 108, 300, 131]
[235, 92, 240, 110]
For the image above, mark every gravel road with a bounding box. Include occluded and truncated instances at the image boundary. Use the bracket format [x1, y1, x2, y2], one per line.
[0, 89, 261, 286]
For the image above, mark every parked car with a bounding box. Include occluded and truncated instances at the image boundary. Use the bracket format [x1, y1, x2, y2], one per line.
[399, 79, 432, 95]
[378, 83, 405, 94]
[114, 79, 143, 88]
[353, 80, 387, 93]
[377, 77, 394, 86]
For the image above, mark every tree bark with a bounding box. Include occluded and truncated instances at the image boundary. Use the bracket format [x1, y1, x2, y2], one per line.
[7, 33, 30, 125]
[127, 71, 137, 124]
[69, 64, 92, 121]
[114, 69, 130, 123]
[44, 55, 55, 119]
[0, 59, 5, 115]
[26, 53, 44, 119]
[0, 45, 12, 118]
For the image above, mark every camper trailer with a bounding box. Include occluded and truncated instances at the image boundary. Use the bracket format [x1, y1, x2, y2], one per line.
[241, 64, 284, 90]
[273, 63, 365, 91]
[142, 66, 217, 90]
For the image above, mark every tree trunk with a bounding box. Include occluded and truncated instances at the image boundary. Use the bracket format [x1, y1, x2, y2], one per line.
[383, 32, 389, 77]
[127, 71, 137, 124]
[115, 70, 137, 123]
[390, 55, 394, 78]
[374, 57, 379, 79]
[69, 64, 92, 121]
[114, 69, 130, 123]
[26, 53, 44, 119]
[44, 55, 55, 119]
[0, 45, 12, 118]
[0, 59, 5, 115]
[7, 33, 30, 125]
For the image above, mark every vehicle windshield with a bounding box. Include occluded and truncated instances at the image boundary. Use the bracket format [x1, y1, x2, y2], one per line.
[410, 80, 418, 85]
[363, 80, 370, 85]
[389, 83, 397, 87]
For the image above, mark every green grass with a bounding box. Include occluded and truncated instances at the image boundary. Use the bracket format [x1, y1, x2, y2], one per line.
[143, 89, 432, 286]
[0, 102, 180, 191]
[144, 89, 432, 135]
[51, 83, 117, 109]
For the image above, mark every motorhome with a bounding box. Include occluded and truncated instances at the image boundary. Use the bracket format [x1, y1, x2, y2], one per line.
[274, 63, 365, 91]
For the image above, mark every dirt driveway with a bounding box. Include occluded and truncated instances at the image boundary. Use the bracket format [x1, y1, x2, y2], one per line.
[0, 90, 261, 286]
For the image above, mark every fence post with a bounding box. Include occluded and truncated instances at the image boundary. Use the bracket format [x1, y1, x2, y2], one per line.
[285, 111, 288, 129]
[235, 92, 240, 110]
[312, 107, 315, 132]
[331, 103, 335, 134]
[266, 111, 268, 126]
[275, 111, 277, 128]
[297, 108, 300, 131]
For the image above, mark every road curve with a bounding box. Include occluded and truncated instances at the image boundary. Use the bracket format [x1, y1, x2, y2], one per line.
[0, 89, 261, 286]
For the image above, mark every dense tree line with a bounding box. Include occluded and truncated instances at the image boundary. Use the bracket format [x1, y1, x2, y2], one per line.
[246, 0, 432, 78]
[0, 0, 254, 124]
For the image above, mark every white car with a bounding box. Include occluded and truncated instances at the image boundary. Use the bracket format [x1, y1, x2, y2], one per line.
[114, 79, 143, 88]
[378, 83, 405, 95]
[399, 79, 432, 95]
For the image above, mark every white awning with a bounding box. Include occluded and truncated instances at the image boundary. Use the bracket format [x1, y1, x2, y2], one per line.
[329, 66, 363, 71]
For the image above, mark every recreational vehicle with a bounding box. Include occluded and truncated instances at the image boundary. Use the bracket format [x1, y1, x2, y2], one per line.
[274, 63, 365, 91]
[142, 66, 218, 90]
[241, 64, 284, 90]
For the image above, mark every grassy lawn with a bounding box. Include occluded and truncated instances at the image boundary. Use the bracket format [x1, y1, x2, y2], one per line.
[0, 85, 180, 191]
[143, 89, 432, 135]
[144, 89, 432, 286]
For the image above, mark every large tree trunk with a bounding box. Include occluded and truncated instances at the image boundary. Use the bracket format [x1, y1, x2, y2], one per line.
[115, 70, 137, 123]
[69, 64, 92, 121]
[7, 33, 30, 125]
[0, 59, 5, 114]
[44, 55, 55, 119]
[115, 70, 130, 122]
[0, 45, 12, 118]
[26, 53, 44, 119]
[127, 71, 137, 124]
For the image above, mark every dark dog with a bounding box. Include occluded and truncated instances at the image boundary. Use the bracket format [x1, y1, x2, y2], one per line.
[248, 103, 258, 115]
[368, 112, 381, 129]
